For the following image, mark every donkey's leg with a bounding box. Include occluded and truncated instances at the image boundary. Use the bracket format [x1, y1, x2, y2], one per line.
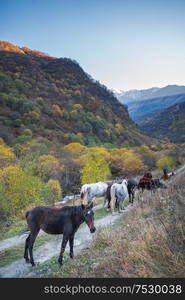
[107, 199, 111, 210]
[128, 191, 131, 203]
[69, 233, 75, 259]
[24, 234, 30, 263]
[28, 228, 40, 266]
[58, 234, 69, 266]
[132, 189, 135, 205]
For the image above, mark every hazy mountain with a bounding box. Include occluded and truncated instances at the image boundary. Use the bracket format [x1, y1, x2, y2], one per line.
[127, 93, 185, 123]
[140, 101, 185, 143]
[115, 85, 185, 104]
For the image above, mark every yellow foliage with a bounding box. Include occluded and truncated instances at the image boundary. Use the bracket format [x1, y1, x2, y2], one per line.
[156, 155, 176, 170]
[0, 166, 46, 218]
[70, 109, 78, 118]
[37, 154, 64, 179]
[115, 123, 124, 134]
[110, 148, 146, 176]
[0, 138, 5, 145]
[73, 103, 83, 109]
[0, 143, 16, 168]
[24, 111, 40, 120]
[47, 179, 62, 204]
[81, 151, 110, 184]
[88, 147, 111, 162]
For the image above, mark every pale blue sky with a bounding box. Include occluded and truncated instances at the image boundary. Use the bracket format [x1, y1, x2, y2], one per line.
[1, 0, 185, 90]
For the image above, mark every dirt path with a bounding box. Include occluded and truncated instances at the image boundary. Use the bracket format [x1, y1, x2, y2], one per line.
[0, 205, 130, 278]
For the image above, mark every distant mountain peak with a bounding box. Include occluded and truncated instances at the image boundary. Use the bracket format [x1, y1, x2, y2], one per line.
[115, 85, 185, 104]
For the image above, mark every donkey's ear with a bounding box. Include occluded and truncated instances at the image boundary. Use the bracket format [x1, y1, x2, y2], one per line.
[88, 202, 93, 209]
[81, 204, 86, 210]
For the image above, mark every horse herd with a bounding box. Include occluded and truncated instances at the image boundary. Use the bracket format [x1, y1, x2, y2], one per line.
[80, 171, 173, 213]
[24, 169, 175, 267]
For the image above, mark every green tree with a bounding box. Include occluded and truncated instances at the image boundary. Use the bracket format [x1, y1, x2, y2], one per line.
[156, 155, 176, 170]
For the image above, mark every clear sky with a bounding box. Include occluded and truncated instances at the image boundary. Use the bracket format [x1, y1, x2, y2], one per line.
[1, 0, 185, 90]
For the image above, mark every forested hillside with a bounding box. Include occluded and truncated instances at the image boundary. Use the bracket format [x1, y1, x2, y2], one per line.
[140, 102, 185, 143]
[0, 41, 152, 147]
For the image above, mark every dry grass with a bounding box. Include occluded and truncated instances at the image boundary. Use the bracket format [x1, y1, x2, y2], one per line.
[49, 173, 185, 278]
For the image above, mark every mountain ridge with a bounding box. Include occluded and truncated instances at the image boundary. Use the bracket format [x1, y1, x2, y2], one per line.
[139, 101, 185, 143]
[115, 84, 185, 104]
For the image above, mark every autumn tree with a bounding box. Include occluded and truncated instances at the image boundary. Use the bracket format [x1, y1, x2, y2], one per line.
[47, 179, 62, 205]
[110, 148, 145, 177]
[0, 139, 16, 168]
[0, 165, 48, 219]
[156, 155, 176, 170]
[36, 154, 64, 181]
[133, 145, 156, 168]
[60, 143, 87, 194]
[80, 149, 110, 184]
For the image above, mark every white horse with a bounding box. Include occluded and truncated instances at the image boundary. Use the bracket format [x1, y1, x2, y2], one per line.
[110, 179, 128, 213]
[80, 182, 109, 205]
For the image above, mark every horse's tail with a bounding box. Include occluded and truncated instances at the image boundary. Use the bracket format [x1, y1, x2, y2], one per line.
[110, 185, 116, 212]
[80, 186, 89, 205]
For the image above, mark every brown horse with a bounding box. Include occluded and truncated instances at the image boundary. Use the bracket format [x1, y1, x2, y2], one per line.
[24, 204, 96, 266]
[138, 177, 166, 194]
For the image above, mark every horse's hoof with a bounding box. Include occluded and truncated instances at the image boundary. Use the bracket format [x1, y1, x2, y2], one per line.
[58, 257, 63, 266]
[31, 262, 36, 267]
[25, 258, 30, 263]
[70, 253, 74, 259]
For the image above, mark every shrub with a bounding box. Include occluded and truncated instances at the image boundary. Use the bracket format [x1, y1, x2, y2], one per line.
[81, 150, 110, 184]
[36, 154, 64, 181]
[0, 166, 48, 219]
[47, 179, 62, 205]
[156, 155, 176, 170]
[0, 142, 16, 168]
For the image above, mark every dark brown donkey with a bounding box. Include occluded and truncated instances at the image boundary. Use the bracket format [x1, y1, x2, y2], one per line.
[24, 204, 96, 266]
